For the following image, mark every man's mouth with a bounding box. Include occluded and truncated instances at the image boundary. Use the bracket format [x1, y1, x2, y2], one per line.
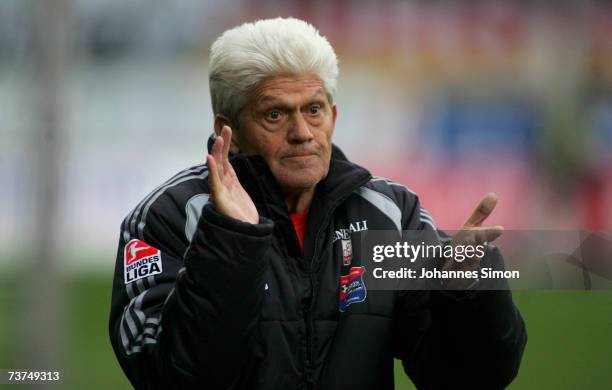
[284, 154, 315, 158]
[283, 152, 318, 159]
[281, 154, 319, 168]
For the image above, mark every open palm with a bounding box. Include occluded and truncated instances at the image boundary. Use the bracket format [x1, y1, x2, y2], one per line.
[207, 126, 259, 224]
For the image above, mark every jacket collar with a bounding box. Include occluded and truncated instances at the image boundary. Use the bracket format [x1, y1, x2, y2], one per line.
[314, 144, 372, 209]
[224, 142, 371, 218]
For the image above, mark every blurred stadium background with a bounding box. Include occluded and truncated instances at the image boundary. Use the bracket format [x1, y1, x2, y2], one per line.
[1, 0, 611, 388]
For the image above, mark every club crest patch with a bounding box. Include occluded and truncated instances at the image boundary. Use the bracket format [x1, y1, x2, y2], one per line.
[339, 266, 367, 312]
[124, 239, 162, 284]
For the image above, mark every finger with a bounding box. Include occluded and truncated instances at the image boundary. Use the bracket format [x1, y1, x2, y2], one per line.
[484, 225, 504, 242]
[474, 225, 504, 244]
[464, 192, 498, 227]
[211, 132, 223, 160]
[211, 134, 225, 177]
[220, 126, 233, 172]
[221, 125, 232, 161]
[207, 155, 223, 197]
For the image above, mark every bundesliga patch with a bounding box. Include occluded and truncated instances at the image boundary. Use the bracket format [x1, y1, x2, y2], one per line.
[124, 239, 162, 284]
[341, 239, 353, 266]
[339, 266, 367, 312]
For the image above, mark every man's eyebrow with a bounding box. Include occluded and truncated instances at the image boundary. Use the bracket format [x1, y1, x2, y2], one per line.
[309, 88, 326, 101]
[259, 95, 282, 104]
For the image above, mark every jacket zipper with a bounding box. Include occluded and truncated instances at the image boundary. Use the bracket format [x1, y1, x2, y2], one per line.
[303, 174, 371, 389]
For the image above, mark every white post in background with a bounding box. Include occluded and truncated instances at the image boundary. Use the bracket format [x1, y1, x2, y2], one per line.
[29, 0, 70, 380]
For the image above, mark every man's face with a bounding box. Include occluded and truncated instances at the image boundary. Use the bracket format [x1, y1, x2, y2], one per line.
[236, 74, 337, 193]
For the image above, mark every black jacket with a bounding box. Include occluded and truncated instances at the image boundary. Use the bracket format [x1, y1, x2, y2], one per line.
[109, 145, 527, 389]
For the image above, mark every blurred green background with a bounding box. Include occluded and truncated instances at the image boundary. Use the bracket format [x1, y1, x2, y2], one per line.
[2, 272, 611, 389]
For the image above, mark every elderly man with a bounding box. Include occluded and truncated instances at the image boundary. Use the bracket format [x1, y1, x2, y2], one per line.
[109, 17, 526, 389]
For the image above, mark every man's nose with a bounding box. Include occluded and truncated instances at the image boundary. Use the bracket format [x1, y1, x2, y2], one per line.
[287, 112, 314, 143]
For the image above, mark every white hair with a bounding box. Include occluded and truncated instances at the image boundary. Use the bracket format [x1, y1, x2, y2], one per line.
[208, 17, 339, 128]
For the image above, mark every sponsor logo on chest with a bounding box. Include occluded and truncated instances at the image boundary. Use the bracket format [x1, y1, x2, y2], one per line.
[332, 220, 368, 243]
[124, 239, 163, 284]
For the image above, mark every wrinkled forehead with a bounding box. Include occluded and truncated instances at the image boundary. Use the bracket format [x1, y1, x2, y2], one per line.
[247, 74, 330, 108]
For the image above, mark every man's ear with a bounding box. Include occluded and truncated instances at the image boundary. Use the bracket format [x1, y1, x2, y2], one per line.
[214, 114, 240, 154]
[332, 104, 337, 125]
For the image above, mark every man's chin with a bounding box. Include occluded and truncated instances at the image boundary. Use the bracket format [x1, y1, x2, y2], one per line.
[274, 168, 325, 193]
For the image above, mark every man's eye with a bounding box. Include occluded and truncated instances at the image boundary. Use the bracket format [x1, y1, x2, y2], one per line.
[309, 105, 321, 115]
[266, 110, 282, 121]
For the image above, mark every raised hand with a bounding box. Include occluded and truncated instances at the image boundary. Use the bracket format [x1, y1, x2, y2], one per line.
[451, 192, 504, 251]
[440, 193, 504, 286]
[207, 126, 259, 224]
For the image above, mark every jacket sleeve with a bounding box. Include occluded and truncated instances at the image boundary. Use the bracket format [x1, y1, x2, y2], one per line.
[393, 195, 527, 389]
[109, 203, 273, 389]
